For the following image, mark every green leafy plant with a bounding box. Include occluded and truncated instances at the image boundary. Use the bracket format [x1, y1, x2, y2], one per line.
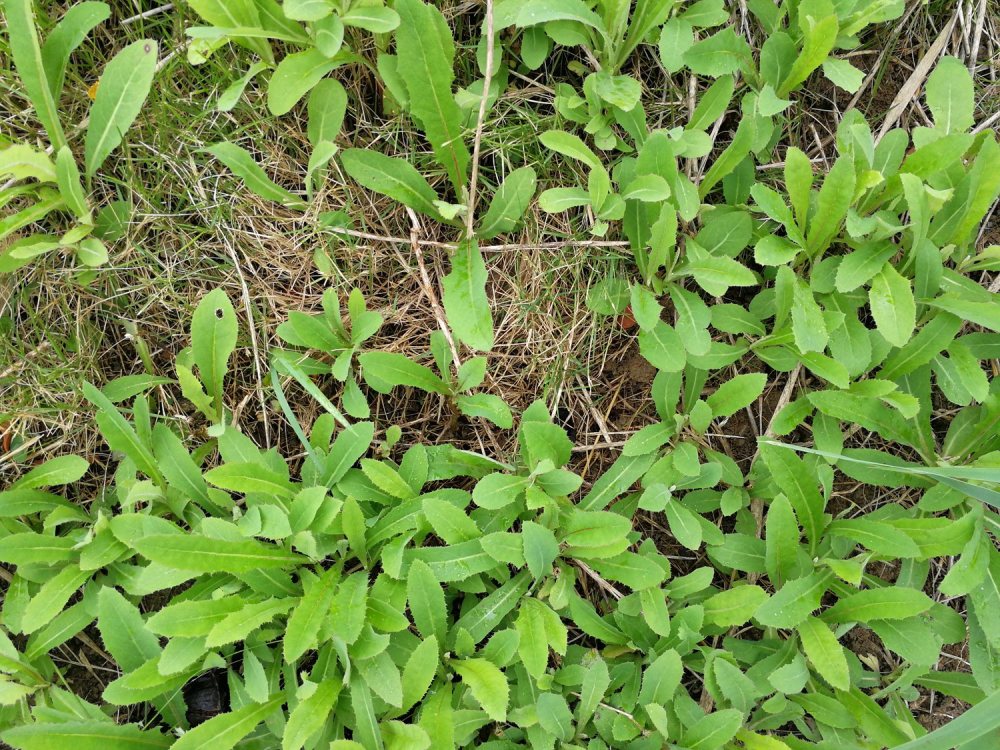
[2, 1, 1000, 749]
[186, 0, 401, 117]
[1, 0, 157, 272]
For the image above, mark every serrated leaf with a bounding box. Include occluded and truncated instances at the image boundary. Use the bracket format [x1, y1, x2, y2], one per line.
[869, 263, 915, 347]
[172, 697, 283, 750]
[754, 572, 831, 628]
[408, 559, 447, 645]
[822, 587, 934, 623]
[284, 567, 339, 662]
[132, 534, 304, 572]
[282, 679, 340, 750]
[452, 658, 508, 722]
[798, 616, 850, 690]
[1, 722, 171, 750]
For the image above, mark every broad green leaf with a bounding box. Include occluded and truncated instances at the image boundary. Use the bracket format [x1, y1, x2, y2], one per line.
[538, 187, 591, 212]
[20, 566, 90, 634]
[682, 708, 743, 750]
[203, 142, 305, 209]
[702, 585, 768, 627]
[539, 130, 602, 170]
[132, 534, 304, 572]
[638, 321, 686, 372]
[638, 649, 682, 705]
[472, 472, 527, 510]
[478, 166, 537, 239]
[760, 443, 826, 551]
[408, 559, 447, 645]
[147, 597, 245, 638]
[85, 40, 157, 176]
[83, 382, 161, 483]
[152, 424, 216, 510]
[342, 6, 400, 32]
[822, 587, 934, 623]
[360, 458, 416, 499]
[658, 18, 694, 73]
[791, 277, 829, 353]
[927, 293, 1000, 333]
[869, 263, 915, 347]
[456, 572, 531, 644]
[172, 697, 283, 750]
[205, 598, 293, 647]
[442, 239, 494, 351]
[329, 572, 369, 644]
[805, 156, 854, 256]
[307, 78, 347, 146]
[835, 244, 896, 293]
[394, 0, 469, 191]
[580, 453, 657, 511]
[516, 597, 550, 678]
[13, 454, 88, 489]
[798, 616, 850, 690]
[401, 636, 439, 711]
[666, 499, 703, 550]
[452, 658, 508, 722]
[267, 48, 338, 116]
[1, 722, 171, 750]
[684, 28, 751, 77]
[283, 0, 331, 21]
[6, 0, 68, 151]
[216, 61, 269, 112]
[282, 679, 340, 750]
[682, 241, 757, 295]
[707, 373, 766, 419]
[823, 58, 864, 92]
[779, 5, 838, 95]
[341, 149, 446, 222]
[358, 351, 449, 395]
[41, 2, 111, 98]
[0, 532, 77, 566]
[96, 588, 159, 672]
[55, 146, 89, 219]
[925, 56, 974, 134]
[456, 393, 513, 428]
[522, 521, 559, 579]
[754, 572, 832, 628]
[516, 0, 609, 41]
[285, 567, 339, 662]
[537, 692, 573, 740]
[204, 462, 294, 498]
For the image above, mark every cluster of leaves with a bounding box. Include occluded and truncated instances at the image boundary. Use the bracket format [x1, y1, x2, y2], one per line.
[2, 1, 1000, 750]
[1, 0, 157, 273]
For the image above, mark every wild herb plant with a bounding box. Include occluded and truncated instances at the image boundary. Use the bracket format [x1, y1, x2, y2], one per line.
[1, 1, 999, 750]
[1, 0, 157, 273]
